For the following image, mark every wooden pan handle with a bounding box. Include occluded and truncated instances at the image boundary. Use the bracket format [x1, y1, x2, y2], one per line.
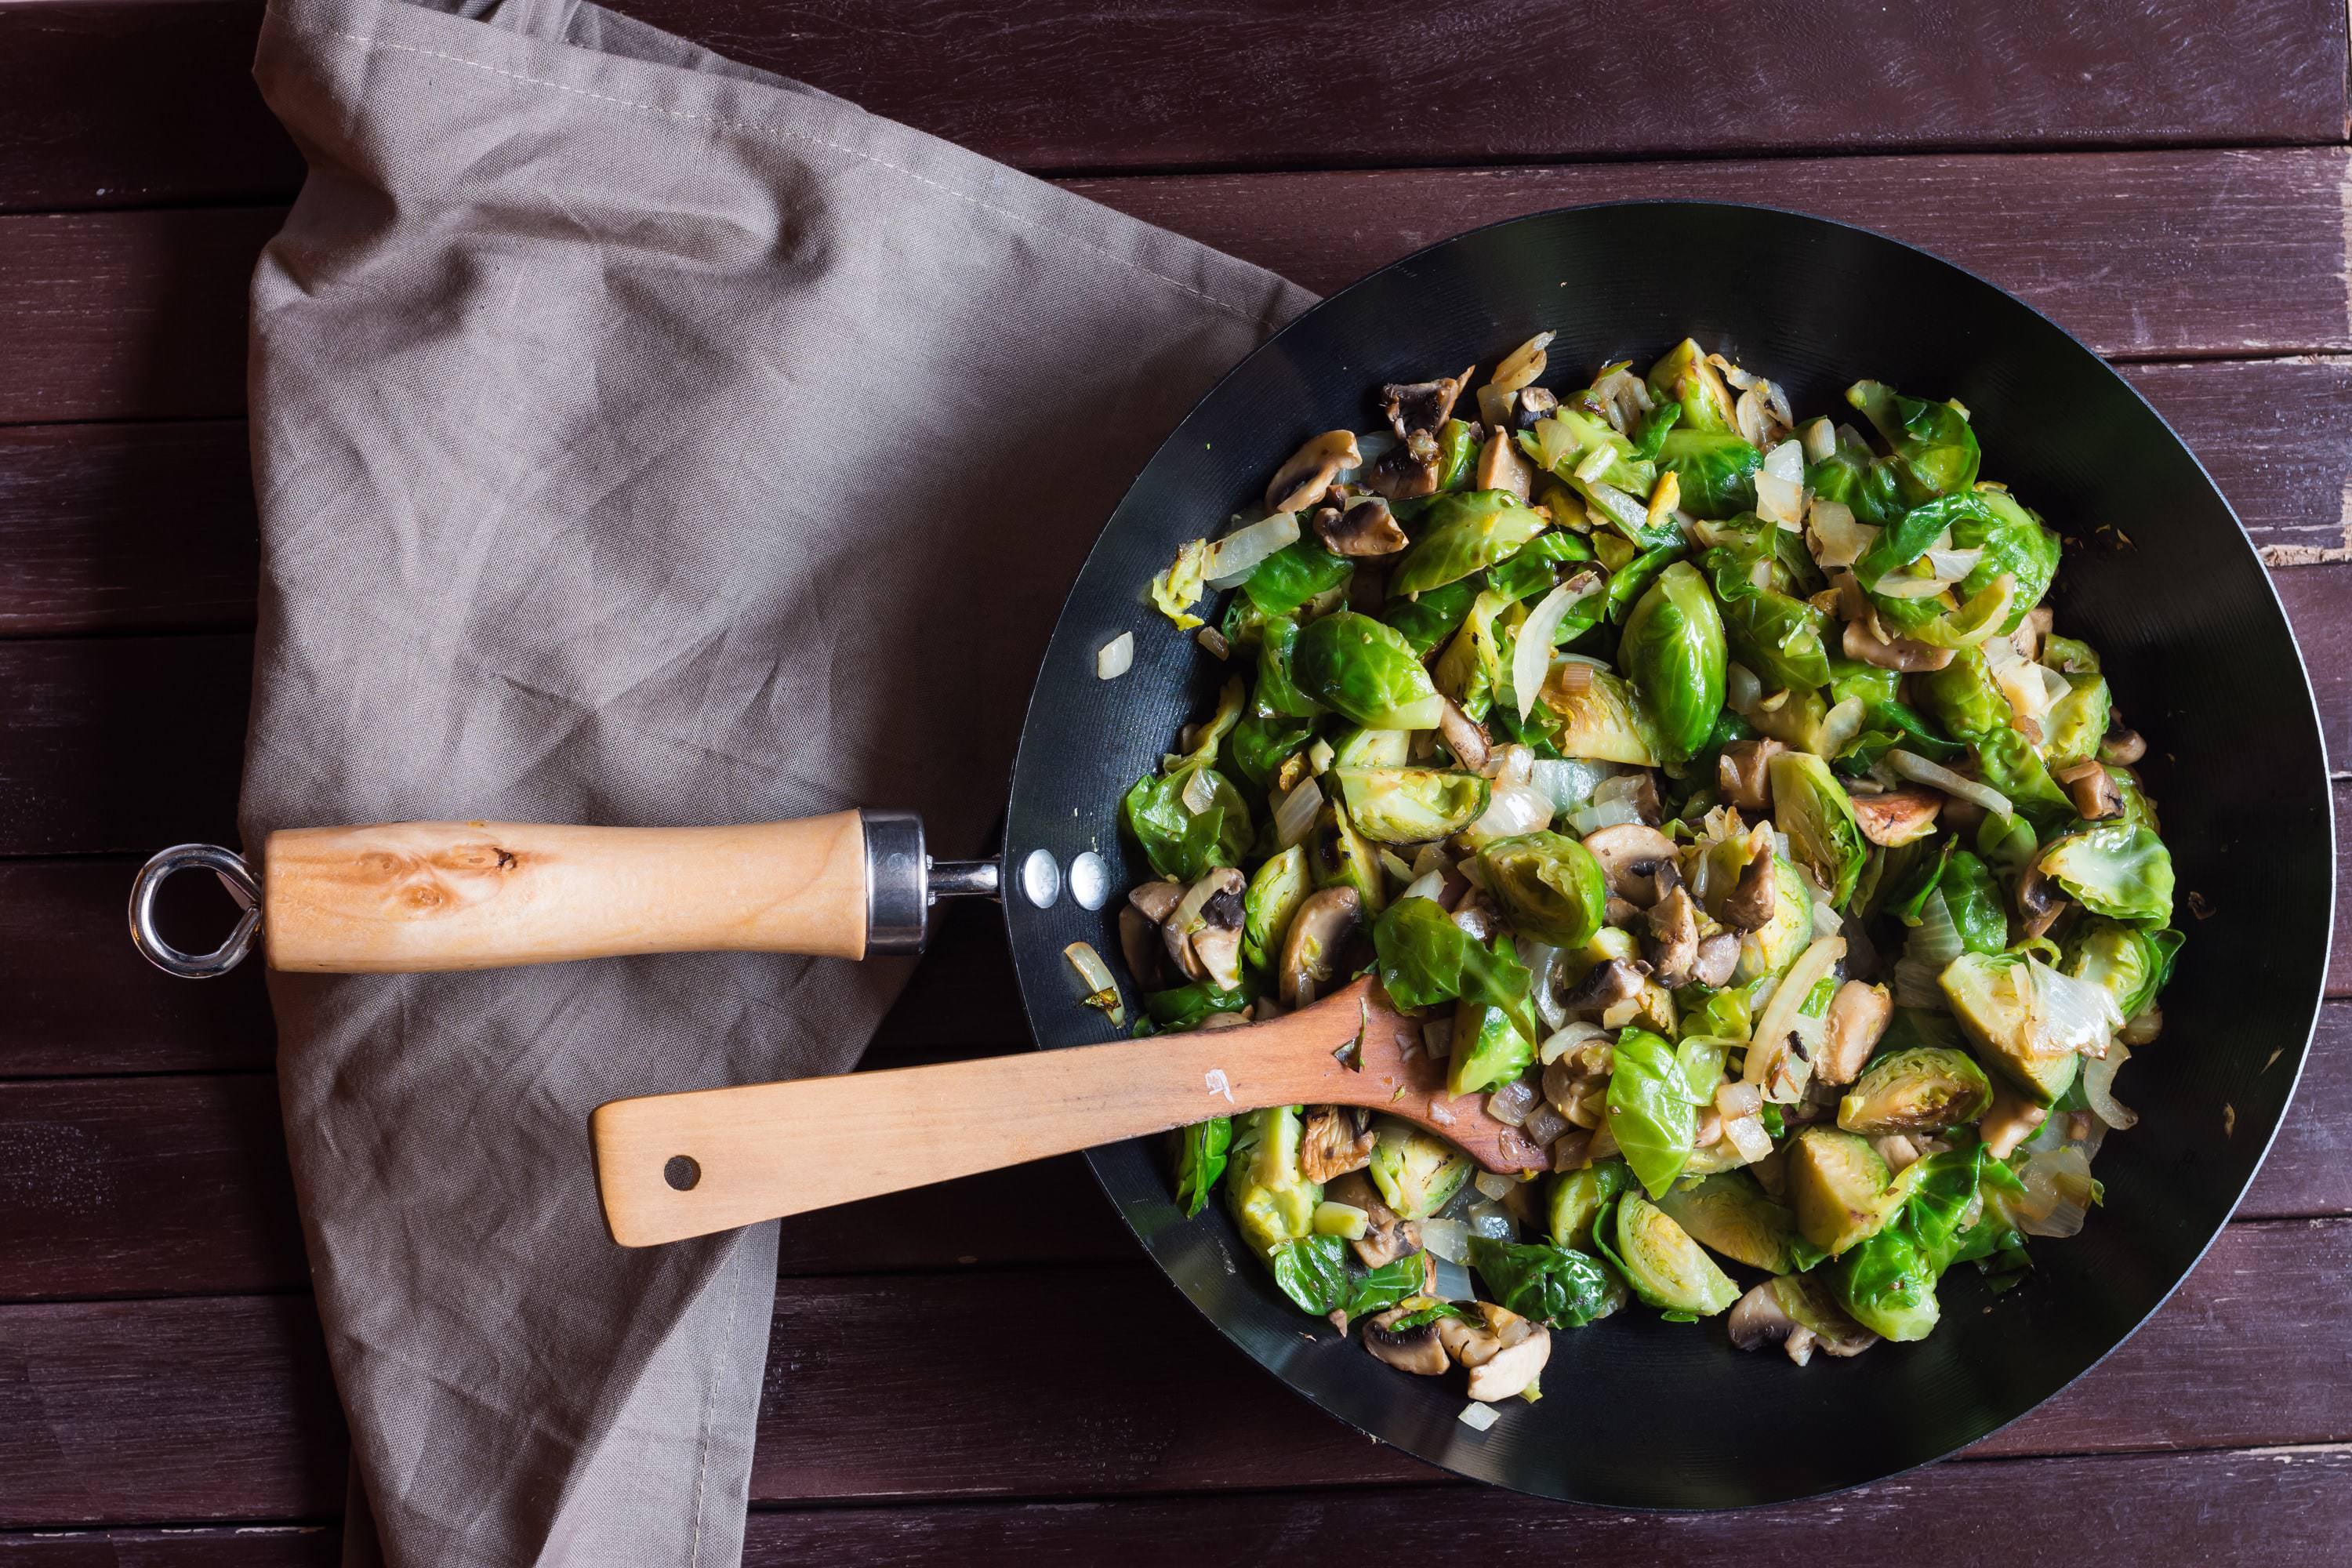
[590, 995, 1371, 1246]
[263, 814, 873, 972]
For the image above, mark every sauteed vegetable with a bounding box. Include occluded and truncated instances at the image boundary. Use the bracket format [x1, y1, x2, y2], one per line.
[1098, 336, 2180, 1414]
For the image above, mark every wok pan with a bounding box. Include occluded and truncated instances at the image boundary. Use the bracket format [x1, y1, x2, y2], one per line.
[134, 202, 2331, 1507]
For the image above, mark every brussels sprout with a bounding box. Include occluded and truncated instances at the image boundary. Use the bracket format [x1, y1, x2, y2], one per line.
[1539, 664, 1661, 765]
[1254, 615, 1324, 719]
[1940, 848, 2010, 954]
[1735, 856, 1817, 985]
[1658, 429, 1762, 518]
[1329, 726, 1410, 770]
[1370, 896, 1542, 1044]
[1367, 1116, 1472, 1220]
[1600, 1193, 1740, 1316]
[1334, 766, 1490, 844]
[1941, 949, 2078, 1105]
[1468, 1236, 1625, 1328]
[1975, 809, 2040, 884]
[1853, 490, 1991, 593]
[1548, 1157, 1632, 1250]
[1831, 1142, 2000, 1341]
[1833, 1224, 1940, 1342]
[2038, 823, 2175, 924]
[1621, 562, 1729, 765]
[2042, 633, 2100, 675]
[1768, 751, 1867, 907]
[1225, 1105, 1323, 1260]
[1431, 587, 1515, 722]
[1241, 537, 1355, 617]
[1736, 684, 1852, 759]
[1915, 646, 2007, 741]
[1655, 1171, 1824, 1275]
[2064, 917, 2182, 1020]
[1786, 1126, 1900, 1257]
[1975, 726, 2074, 830]
[1708, 545, 1835, 692]
[1606, 1027, 1704, 1198]
[1601, 543, 1686, 624]
[1953, 488, 2060, 633]
[1144, 982, 1250, 1031]
[1435, 417, 1481, 490]
[1123, 764, 1252, 883]
[1645, 339, 1737, 434]
[1486, 531, 1597, 603]
[1292, 611, 1445, 730]
[1449, 997, 1537, 1097]
[2041, 673, 2111, 769]
[1847, 381, 1980, 504]
[1806, 422, 1904, 528]
[1378, 578, 1479, 655]
[1836, 1047, 1994, 1135]
[1388, 490, 1549, 595]
[1308, 798, 1386, 915]
[1242, 846, 1312, 973]
[1174, 1117, 1231, 1217]
[1478, 830, 1607, 946]
[1225, 709, 1312, 791]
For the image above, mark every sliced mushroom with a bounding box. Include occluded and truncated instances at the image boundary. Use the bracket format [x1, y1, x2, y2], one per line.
[1117, 904, 1163, 989]
[1849, 786, 1944, 847]
[1438, 1303, 1552, 1401]
[1439, 698, 1491, 774]
[1843, 615, 1955, 673]
[1720, 849, 1780, 931]
[1716, 737, 1785, 814]
[1558, 957, 1647, 1018]
[1728, 1281, 1804, 1357]
[1128, 879, 1184, 924]
[2014, 854, 2069, 942]
[1599, 771, 1664, 826]
[1474, 426, 1533, 501]
[1693, 930, 1740, 989]
[2099, 728, 2147, 767]
[1644, 885, 1701, 989]
[1363, 428, 1443, 501]
[1300, 1105, 1377, 1183]
[1512, 386, 1559, 432]
[1265, 430, 1361, 515]
[1729, 1281, 1874, 1365]
[1197, 1011, 1250, 1031]
[1312, 495, 1409, 558]
[1451, 893, 1503, 943]
[2012, 604, 2055, 662]
[1279, 885, 1362, 1007]
[1579, 823, 1682, 907]
[1980, 1083, 2049, 1159]
[1379, 368, 1472, 438]
[1363, 1307, 1450, 1376]
[1163, 867, 1246, 989]
[2053, 757, 2123, 820]
[1816, 980, 1893, 1087]
[1602, 895, 1642, 929]
[1326, 1170, 1418, 1268]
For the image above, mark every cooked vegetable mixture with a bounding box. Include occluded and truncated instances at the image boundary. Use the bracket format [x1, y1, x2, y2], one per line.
[1108, 336, 2180, 1410]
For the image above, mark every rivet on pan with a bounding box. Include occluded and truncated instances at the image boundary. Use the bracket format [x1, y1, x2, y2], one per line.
[1020, 848, 1062, 909]
[1067, 851, 1109, 911]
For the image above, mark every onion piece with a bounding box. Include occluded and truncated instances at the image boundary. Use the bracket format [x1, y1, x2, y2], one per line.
[2031, 957, 2125, 1058]
[1540, 1020, 1610, 1065]
[1722, 1112, 1774, 1163]
[2082, 1040, 2139, 1131]
[1745, 934, 1846, 1101]
[1726, 660, 1762, 713]
[1754, 468, 1806, 528]
[1807, 497, 1877, 568]
[1530, 757, 1617, 813]
[1336, 430, 1395, 485]
[1762, 439, 1805, 483]
[1872, 572, 1955, 600]
[1515, 578, 1599, 722]
[1180, 768, 1219, 815]
[1273, 775, 1323, 849]
[1203, 511, 1301, 590]
[1888, 750, 2013, 817]
[1421, 1218, 1471, 1265]
[1062, 942, 1125, 1027]
[1400, 869, 1446, 905]
[1096, 631, 1134, 680]
[1474, 1170, 1519, 1202]
[1485, 1080, 1539, 1129]
[1565, 797, 1643, 836]
[1922, 546, 1984, 582]
[2009, 1144, 2097, 1238]
[1715, 1080, 1764, 1119]
[1466, 1199, 1516, 1240]
[1907, 889, 1965, 968]
[1462, 783, 1554, 848]
[1817, 695, 1867, 758]
[1459, 1401, 1502, 1432]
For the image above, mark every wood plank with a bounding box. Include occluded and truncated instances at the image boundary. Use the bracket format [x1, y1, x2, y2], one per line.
[7, 358, 2344, 638]
[2, 151, 2345, 424]
[734, 1446, 2352, 1567]
[0, 1526, 335, 1566]
[4, 0, 2344, 212]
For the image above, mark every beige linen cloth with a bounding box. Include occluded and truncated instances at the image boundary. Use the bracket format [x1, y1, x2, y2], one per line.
[240, 2, 1312, 1562]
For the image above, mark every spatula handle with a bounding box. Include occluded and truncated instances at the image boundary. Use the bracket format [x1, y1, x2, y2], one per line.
[590, 992, 1370, 1246]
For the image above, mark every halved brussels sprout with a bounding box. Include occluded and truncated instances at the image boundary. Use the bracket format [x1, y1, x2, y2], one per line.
[1659, 429, 1762, 518]
[1621, 561, 1728, 766]
[1915, 646, 2005, 742]
[1225, 709, 1312, 791]
[2040, 673, 2111, 770]
[1952, 488, 2060, 634]
[1478, 830, 1607, 946]
[1240, 537, 1354, 617]
[1308, 797, 1386, 915]
[1367, 1116, 1473, 1220]
[1253, 614, 1323, 720]
[1388, 490, 1548, 596]
[1292, 611, 1445, 731]
[1123, 764, 1252, 884]
[1834, 1225, 1942, 1342]
[1941, 949, 2078, 1105]
[1242, 846, 1312, 973]
[1450, 998, 1537, 1097]
[1835, 1047, 1994, 1135]
[1655, 1171, 1822, 1275]
[1846, 381, 1980, 504]
[2038, 823, 2175, 924]
[1333, 766, 1491, 844]
[1539, 664, 1661, 766]
[1646, 339, 1737, 434]
[1378, 578, 1479, 655]
[1768, 751, 1867, 907]
[1785, 1126, 1897, 1257]
[2063, 917, 2182, 1021]
[1225, 1105, 1323, 1260]
[1329, 725, 1410, 770]
[1605, 1192, 1739, 1316]
[1548, 1158, 1632, 1250]
[1606, 1027, 1701, 1199]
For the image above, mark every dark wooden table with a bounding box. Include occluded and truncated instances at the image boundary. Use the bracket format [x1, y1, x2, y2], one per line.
[5, 2, 2352, 1561]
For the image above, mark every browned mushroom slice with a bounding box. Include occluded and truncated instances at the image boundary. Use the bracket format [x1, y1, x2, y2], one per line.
[2012, 604, 2055, 662]
[1264, 430, 1361, 515]
[1437, 1303, 1552, 1401]
[1279, 885, 1362, 1007]
[1578, 823, 1682, 907]
[1438, 698, 1491, 774]
[1979, 1082, 2049, 1159]
[1815, 979, 1893, 1087]
[1363, 1307, 1451, 1375]
[1848, 786, 1943, 847]
[1474, 426, 1533, 501]
[1128, 879, 1184, 923]
[1558, 956, 1647, 1018]
[1644, 886, 1701, 989]
[1163, 867, 1246, 989]
[2052, 757, 2124, 820]
[1326, 1170, 1419, 1268]
[1842, 616, 1955, 673]
[1299, 1105, 1377, 1183]
[1378, 367, 1472, 438]
[1692, 930, 1740, 989]
[1716, 737, 1785, 814]
[1720, 849, 1780, 931]
[2099, 728, 2147, 766]
[1512, 386, 1559, 431]
[2014, 854, 2069, 942]
[1312, 495, 1409, 558]
[1363, 428, 1443, 501]
[1117, 905, 1163, 989]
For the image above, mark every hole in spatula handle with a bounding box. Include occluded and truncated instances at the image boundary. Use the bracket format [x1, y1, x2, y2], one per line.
[663, 1155, 701, 1192]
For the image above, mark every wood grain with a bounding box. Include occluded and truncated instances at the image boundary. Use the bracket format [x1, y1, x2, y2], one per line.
[2, 151, 2347, 425]
[0, 1526, 335, 1566]
[3, 0, 2344, 211]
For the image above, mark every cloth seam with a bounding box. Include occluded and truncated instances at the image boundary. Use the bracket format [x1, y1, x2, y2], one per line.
[688, 1236, 746, 1568]
[270, 6, 1285, 331]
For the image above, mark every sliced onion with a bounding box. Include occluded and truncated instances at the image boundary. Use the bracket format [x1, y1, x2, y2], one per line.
[1888, 750, 2013, 817]
[1096, 631, 1134, 680]
[1755, 467, 1806, 528]
[1907, 889, 1965, 967]
[1746, 935, 1845, 1100]
[1410, 842, 1454, 879]
[1422, 1016, 1454, 1060]
[1889, 956, 1948, 1011]
[1421, 1218, 1471, 1265]
[1982, 633, 2066, 731]
[1873, 572, 1955, 600]
[1492, 332, 1555, 396]
[1180, 768, 1219, 816]
[1762, 379, 1795, 430]
[1515, 578, 1600, 722]
[1715, 1080, 1765, 1118]
[1762, 439, 1805, 483]
[1726, 660, 1762, 713]
[2010, 1144, 2097, 1238]
[1203, 511, 1301, 590]
[1807, 497, 1877, 569]
[1735, 387, 1770, 448]
[2031, 957, 2125, 1059]
[2082, 1040, 2139, 1131]
[1400, 869, 1446, 905]
[1800, 417, 1838, 464]
[1540, 1020, 1610, 1065]
[1459, 1400, 1501, 1430]
[1463, 783, 1554, 848]
[1062, 941, 1124, 1026]
[1817, 695, 1867, 758]
[1524, 1102, 1570, 1148]
[1487, 742, 1534, 792]
[1273, 775, 1323, 848]
[1722, 1112, 1774, 1163]
[1475, 1171, 1518, 1202]
[1922, 546, 1984, 582]
[1566, 797, 1644, 836]
[1581, 478, 1651, 534]
[1486, 1080, 1540, 1129]
[1336, 430, 1395, 484]
[1529, 757, 1617, 812]
[1466, 1199, 1517, 1240]
[1573, 445, 1616, 485]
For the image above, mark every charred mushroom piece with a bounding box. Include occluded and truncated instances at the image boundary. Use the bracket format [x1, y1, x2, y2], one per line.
[1848, 786, 1944, 847]
[1816, 979, 1893, 1087]
[1980, 1083, 2049, 1159]
[2099, 728, 2147, 767]
[1163, 867, 1247, 990]
[1364, 429, 1443, 501]
[1265, 430, 1361, 515]
[1473, 426, 1534, 501]
[1558, 957, 1647, 1018]
[2053, 758, 2124, 820]
[2014, 855, 2069, 942]
[1720, 849, 1781, 931]
[1363, 1307, 1450, 1376]
[1728, 1281, 1805, 1357]
[1437, 1303, 1552, 1401]
[1300, 1105, 1377, 1183]
[1843, 616, 1955, 673]
[1439, 698, 1491, 774]
[1117, 904, 1163, 989]
[1579, 823, 1682, 907]
[1693, 930, 1740, 989]
[1279, 885, 1362, 1007]
[1313, 495, 1410, 558]
[2012, 604, 2055, 662]
[1128, 879, 1184, 924]
[1326, 1170, 1419, 1268]
[1717, 737, 1785, 814]
[1644, 886, 1701, 989]
[1378, 368, 1472, 439]
[1512, 386, 1559, 431]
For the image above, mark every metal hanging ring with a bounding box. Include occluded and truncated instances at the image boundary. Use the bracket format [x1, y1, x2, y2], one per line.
[129, 844, 262, 978]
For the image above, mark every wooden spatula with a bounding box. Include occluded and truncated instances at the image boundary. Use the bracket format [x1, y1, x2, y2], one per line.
[590, 975, 1550, 1247]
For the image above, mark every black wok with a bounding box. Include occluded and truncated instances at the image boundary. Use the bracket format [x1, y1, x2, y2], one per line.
[997, 201, 2332, 1507]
